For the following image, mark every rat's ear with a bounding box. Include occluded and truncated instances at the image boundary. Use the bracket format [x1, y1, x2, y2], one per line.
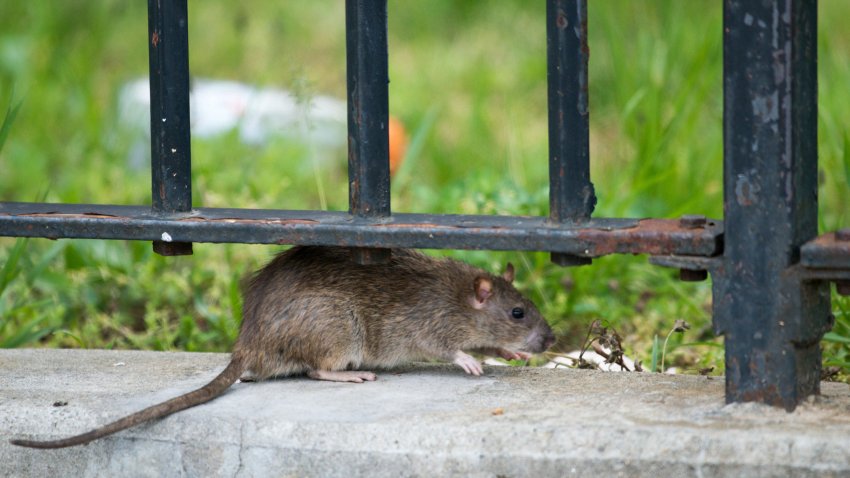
[503, 263, 515, 283]
[473, 276, 493, 309]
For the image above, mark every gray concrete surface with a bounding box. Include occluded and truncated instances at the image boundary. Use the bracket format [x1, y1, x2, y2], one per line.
[1, 348, 849, 478]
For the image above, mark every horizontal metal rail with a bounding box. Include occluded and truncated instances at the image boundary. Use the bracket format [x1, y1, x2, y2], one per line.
[0, 202, 722, 257]
[801, 231, 850, 270]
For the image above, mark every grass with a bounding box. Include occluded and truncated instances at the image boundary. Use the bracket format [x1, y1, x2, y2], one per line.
[0, 1, 848, 378]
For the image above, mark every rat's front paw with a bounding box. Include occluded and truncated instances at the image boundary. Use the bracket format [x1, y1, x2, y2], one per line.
[453, 351, 483, 376]
[494, 349, 532, 361]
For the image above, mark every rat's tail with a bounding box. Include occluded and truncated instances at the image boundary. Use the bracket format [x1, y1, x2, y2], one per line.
[10, 356, 244, 449]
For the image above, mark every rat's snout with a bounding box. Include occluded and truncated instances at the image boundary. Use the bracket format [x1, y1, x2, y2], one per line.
[524, 323, 556, 353]
[543, 331, 556, 350]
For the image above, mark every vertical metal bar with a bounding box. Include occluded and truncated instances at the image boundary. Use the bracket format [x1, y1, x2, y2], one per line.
[346, 0, 391, 264]
[148, 0, 193, 256]
[716, 0, 831, 410]
[546, 0, 595, 267]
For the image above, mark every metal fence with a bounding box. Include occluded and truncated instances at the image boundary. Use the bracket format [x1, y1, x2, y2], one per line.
[0, 0, 843, 411]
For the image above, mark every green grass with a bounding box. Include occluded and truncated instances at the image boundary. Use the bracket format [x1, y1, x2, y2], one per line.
[1, 1, 848, 377]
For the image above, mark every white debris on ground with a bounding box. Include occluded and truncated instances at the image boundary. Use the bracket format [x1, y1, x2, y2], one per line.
[544, 351, 679, 374]
[483, 358, 510, 367]
[544, 351, 636, 372]
[117, 77, 347, 169]
[483, 347, 635, 371]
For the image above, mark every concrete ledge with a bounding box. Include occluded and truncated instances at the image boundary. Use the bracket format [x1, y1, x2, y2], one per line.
[2, 349, 849, 477]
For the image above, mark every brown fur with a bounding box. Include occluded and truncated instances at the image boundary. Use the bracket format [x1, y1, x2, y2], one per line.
[12, 246, 555, 449]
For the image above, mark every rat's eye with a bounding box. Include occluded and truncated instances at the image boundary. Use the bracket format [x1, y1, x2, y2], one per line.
[511, 307, 525, 319]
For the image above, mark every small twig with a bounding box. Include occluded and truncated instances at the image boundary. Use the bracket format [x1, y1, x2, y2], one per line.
[577, 319, 602, 363]
[591, 340, 632, 372]
[590, 340, 610, 359]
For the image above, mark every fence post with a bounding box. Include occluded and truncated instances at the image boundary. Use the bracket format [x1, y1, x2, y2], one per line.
[717, 0, 831, 410]
[346, 0, 391, 264]
[147, 0, 193, 256]
[546, 0, 596, 267]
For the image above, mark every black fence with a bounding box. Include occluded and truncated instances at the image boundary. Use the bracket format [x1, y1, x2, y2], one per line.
[0, 0, 844, 411]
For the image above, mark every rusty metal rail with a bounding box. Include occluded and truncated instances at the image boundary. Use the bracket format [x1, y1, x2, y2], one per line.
[0, 203, 721, 257]
[802, 230, 850, 270]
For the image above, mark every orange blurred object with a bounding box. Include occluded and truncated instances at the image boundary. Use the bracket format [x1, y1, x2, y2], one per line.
[388, 115, 408, 177]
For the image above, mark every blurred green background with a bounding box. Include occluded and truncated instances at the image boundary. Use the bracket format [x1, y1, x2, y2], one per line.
[1, 1, 848, 376]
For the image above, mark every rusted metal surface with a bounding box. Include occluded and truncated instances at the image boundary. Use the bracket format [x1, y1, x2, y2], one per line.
[649, 254, 720, 272]
[651, 253, 718, 283]
[679, 214, 707, 229]
[801, 232, 850, 296]
[718, 0, 829, 411]
[800, 232, 850, 270]
[573, 218, 721, 256]
[663, 215, 712, 280]
[0, 203, 722, 257]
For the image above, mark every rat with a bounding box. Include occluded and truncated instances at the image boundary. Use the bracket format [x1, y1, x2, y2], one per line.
[11, 246, 556, 449]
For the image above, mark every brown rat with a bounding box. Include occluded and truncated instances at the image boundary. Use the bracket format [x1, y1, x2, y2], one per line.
[11, 246, 556, 449]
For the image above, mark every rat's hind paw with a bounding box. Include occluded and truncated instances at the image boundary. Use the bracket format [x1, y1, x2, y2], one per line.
[308, 370, 378, 383]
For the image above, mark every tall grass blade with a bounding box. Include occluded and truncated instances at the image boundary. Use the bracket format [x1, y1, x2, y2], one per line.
[843, 133, 850, 188]
[823, 332, 850, 345]
[0, 237, 28, 296]
[0, 94, 22, 156]
[1, 315, 54, 348]
[650, 334, 660, 372]
[229, 274, 242, 324]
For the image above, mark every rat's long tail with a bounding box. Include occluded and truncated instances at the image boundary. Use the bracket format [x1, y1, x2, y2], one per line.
[10, 356, 244, 449]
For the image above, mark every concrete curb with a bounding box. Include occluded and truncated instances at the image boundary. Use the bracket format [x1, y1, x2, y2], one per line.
[2, 349, 849, 477]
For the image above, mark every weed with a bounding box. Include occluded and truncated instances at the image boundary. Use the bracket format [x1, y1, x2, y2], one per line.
[660, 319, 690, 374]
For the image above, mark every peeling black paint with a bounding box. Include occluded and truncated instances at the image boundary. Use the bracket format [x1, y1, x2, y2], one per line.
[719, 0, 828, 411]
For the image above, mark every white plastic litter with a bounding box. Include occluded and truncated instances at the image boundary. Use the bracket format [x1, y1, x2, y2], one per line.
[118, 77, 347, 168]
[545, 349, 639, 372]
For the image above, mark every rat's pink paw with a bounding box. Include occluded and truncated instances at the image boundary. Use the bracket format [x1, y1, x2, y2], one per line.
[494, 349, 532, 361]
[496, 349, 520, 360]
[453, 351, 483, 376]
[308, 370, 378, 383]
